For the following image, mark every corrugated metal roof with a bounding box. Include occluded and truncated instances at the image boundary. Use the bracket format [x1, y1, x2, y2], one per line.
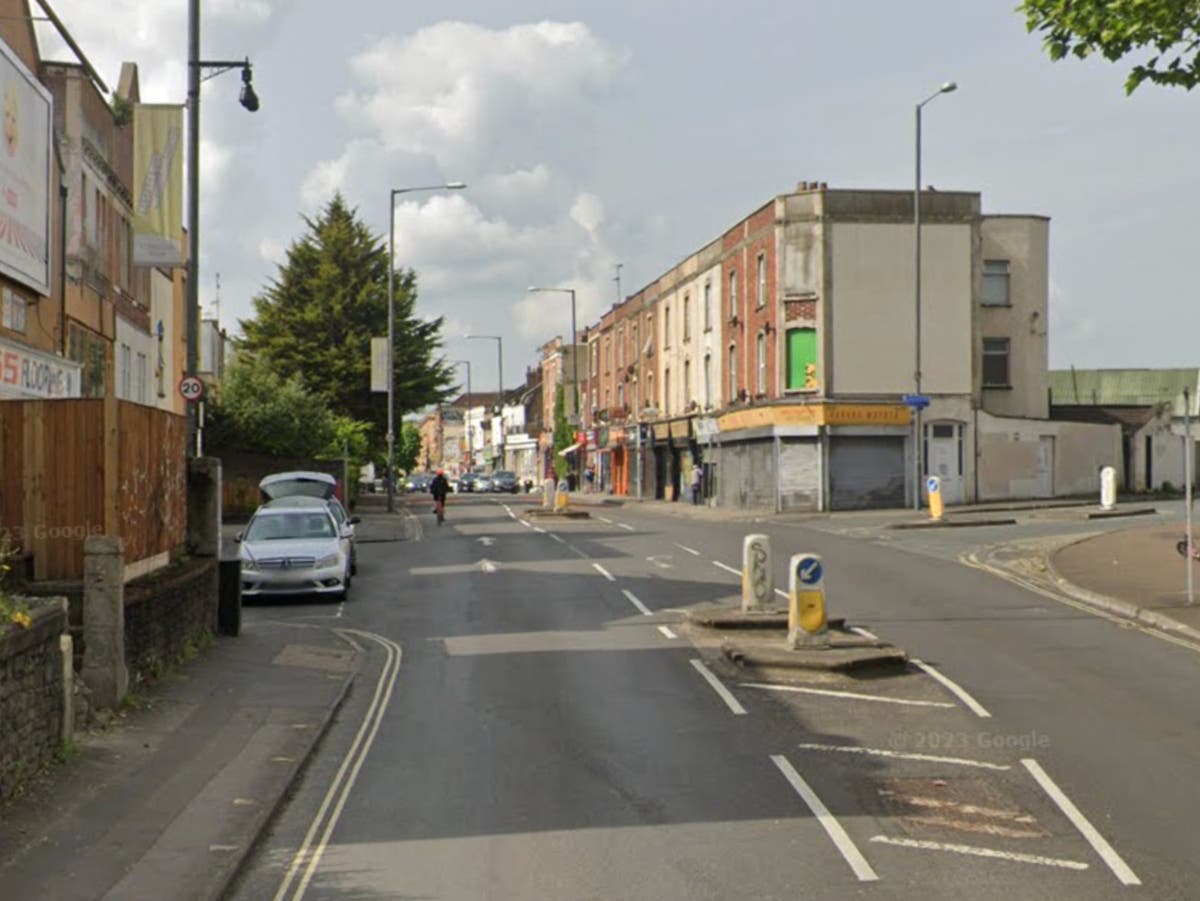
[1048, 368, 1199, 412]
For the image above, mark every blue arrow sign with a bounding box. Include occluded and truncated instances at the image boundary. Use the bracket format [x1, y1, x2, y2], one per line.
[926, 476, 940, 494]
[797, 557, 823, 586]
[902, 394, 930, 410]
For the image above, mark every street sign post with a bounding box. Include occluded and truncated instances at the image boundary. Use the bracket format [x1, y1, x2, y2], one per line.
[902, 394, 930, 410]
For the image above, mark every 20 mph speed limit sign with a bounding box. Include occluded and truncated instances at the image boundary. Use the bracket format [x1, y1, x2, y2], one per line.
[178, 376, 204, 402]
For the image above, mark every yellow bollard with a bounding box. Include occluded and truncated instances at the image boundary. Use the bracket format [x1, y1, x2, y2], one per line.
[926, 475, 943, 522]
[555, 480, 570, 511]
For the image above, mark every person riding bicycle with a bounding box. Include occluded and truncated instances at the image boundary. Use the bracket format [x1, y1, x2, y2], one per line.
[430, 469, 450, 524]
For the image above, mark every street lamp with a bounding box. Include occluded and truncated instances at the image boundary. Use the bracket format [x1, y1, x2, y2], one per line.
[186, 0, 259, 457]
[529, 285, 579, 484]
[385, 181, 466, 512]
[912, 80, 957, 511]
[451, 359, 473, 475]
[466, 334, 503, 468]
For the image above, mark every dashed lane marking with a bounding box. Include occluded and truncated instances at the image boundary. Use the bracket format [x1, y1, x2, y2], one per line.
[592, 563, 615, 581]
[869, 836, 1088, 871]
[658, 625, 678, 639]
[740, 682, 955, 708]
[713, 560, 741, 577]
[622, 589, 653, 616]
[794, 742, 1011, 772]
[912, 659, 991, 718]
[689, 658, 746, 715]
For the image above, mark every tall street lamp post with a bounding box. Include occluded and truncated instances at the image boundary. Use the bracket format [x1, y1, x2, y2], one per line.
[466, 334, 503, 468]
[912, 81, 957, 511]
[528, 286, 579, 485]
[385, 182, 466, 512]
[186, 0, 258, 457]
[451, 359, 473, 475]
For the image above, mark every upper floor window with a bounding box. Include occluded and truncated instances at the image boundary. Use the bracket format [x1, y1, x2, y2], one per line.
[683, 294, 691, 341]
[756, 332, 767, 394]
[728, 270, 738, 320]
[982, 260, 1011, 306]
[704, 354, 712, 408]
[982, 337, 1011, 387]
[756, 253, 767, 309]
[729, 344, 737, 399]
[591, 342, 599, 376]
[617, 327, 624, 368]
[632, 322, 640, 358]
[703, 280, 713, 332]
[683, 359, 691, 400]
[664, 306, 671, 347]
[663, 367, 671, 415]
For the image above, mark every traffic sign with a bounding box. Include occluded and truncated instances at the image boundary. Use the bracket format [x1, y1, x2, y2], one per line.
[902, 394, 930, 410]
[797, 556, 823, 587]
[179, 376, 204, 402]
[926, 476, 940, 495]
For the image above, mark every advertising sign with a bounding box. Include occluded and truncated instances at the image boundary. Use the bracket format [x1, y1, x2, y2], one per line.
[0, 38, 51, 296]
[0, 334, 81, 398]
[133, 104, 184, 266]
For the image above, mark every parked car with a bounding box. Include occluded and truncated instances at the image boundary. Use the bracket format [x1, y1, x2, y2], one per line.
[457, 472, 479, 493]
[490, 470, 519, 493]
[474, 473, 493, 493]
[405, 472, 432, 493]
[259, 471, 359, 574]
[236, 501, 351, 601]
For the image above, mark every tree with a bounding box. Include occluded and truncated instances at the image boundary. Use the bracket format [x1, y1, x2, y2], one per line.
[551, 384, 574, 482]
[238, 194, 457, 454]
[205, 353, 340, 458]
[1020, 0, 1200, 93]
[396, 422, 424, 474]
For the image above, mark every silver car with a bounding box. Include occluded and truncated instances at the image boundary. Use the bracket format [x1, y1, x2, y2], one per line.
[259, 471, 359, 574]
[237, 503, 351, 601]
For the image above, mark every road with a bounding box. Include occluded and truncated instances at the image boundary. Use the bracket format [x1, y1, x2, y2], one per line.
[227, 494, 1200, 900]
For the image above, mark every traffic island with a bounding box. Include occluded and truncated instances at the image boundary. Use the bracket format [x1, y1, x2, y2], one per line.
[523, 508, 591, 520]
[686, 600, 788, 629]
[720, 630, 908, 674]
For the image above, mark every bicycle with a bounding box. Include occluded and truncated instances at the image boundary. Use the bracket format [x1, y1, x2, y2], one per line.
[434, 498, 445, 526]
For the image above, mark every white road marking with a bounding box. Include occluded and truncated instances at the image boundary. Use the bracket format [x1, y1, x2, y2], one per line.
[476, 536, 495, 546]
[912, 659, 991, 718]
[597, 515, 613, 524]
[549, 533, 565, 544]
[273, 629, 403, 901]
[740, 682, 955, 708]
[869, 836, 1088, 871]
[566, 544, 589, 559]
[479, 559, 498, 573]
[622, 589, 653, 616]
[1021, 758, 1141, 886]
[794, 742, 1011, 772]
[618, 522, 635, 531]
[771, 755, 879, 882]
[674, 542, 701, 556]
[658, 625, 678, 639]
[713, 560, 741, 577]
[520, 519, 533, 529]
[689, 658, 747, 715]
[850, 625, 880, 641]
[335, 601, 345, 619]
[592, 563, 616, 581]
[647, 555, 674, 569]
[775, 587, 788, 600]
[533, 526, 546, 533]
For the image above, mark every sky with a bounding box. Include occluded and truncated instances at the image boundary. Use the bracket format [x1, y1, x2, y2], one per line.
[32, 0, 1200, 396]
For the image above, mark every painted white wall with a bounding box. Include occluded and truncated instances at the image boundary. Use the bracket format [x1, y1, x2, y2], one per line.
[977, 412, 1120, 500]
[114, 314, 154, 406]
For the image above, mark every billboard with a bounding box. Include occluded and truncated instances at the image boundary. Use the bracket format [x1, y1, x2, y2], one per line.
[133, 104, 184, 266]
[0, 38, 51, 296]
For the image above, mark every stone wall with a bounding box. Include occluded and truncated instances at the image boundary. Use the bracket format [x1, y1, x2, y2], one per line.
[0, 598, 69, 803]
[124, 558, 217, 687]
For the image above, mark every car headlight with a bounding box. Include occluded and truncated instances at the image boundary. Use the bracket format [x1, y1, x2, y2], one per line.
[241, 558, 259, 573]
[315, 553, 340, 569]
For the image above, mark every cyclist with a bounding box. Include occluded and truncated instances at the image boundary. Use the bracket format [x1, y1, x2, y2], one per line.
[430, 468, 450, 525]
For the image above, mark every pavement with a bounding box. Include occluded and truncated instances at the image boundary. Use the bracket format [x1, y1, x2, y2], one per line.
[3, 486, 1192, 899]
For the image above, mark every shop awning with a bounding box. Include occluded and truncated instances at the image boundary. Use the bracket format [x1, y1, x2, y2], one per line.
[557, 441, 583, 457]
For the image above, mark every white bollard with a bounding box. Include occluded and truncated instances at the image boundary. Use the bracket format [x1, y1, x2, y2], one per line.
[1100, 465, 1117, 510]
[741, 534, 773, 611]
[543, 478, 556, 509]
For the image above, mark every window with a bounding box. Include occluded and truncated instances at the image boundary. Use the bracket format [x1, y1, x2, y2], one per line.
[756, 332, 767, 394]
[119, 343, 131, 399]
[617, 327, 624, 368]
[135, 352, 147, 404]
[729, 345, 737, 399]
[982, 260, 1011, 306]
[663, 368, 671, 415]
[617, 383, 624, 409]
[785, 328, 818, 390]
[703, 354, 712, 408]
[683, 359, 691, 400]
[683, 294, 691, 341]
[591, 342, 598, 376]
[632, 322, 639, 358]
[664, 306, 671, 347]
[756, 253, 766, 309]
[982, 338, 1010, 387]
[728, 270, 737, 320]
[703, 280, 712, 331]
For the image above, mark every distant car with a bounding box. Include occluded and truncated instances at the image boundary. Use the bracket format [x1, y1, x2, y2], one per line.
[236, 502, 351, 601]
[474, 474, 492, 493]
[405, 473, 432, 493]
[259, 471, 359, 574]
[457, 472, 479, 493]
[490, 470, 519, 493]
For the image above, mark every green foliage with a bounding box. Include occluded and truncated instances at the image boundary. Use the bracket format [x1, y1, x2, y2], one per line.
[396, 421, 423, 473]
[1020, 0, 1200, 93]
[0, 537, 31, 629]
[205, 353, 345, 458]
[552, 384, 573, 481]
[238, 194, 457, 455]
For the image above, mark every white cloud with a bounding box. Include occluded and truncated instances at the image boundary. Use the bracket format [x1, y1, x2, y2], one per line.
[258, 237, 286, 265]
[569, 192, 605, 237]
[198, 138, 232, 201]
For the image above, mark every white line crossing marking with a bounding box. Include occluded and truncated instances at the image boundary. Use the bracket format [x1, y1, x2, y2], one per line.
[689, 659, 747, 715]
[592, 563, 616, 581]
[1021, 759, 1141, 886]
[912, 659, 991, 718]
[794, 742, 1011, 771]
[597, 515, 613, 524]
[520, 519, 533, 528]
[869, 836, 1088, 871]
[617, 522, 635, 531]
[740, 682, 955, 708]
[549, 533, 565, 544]
[771, 755, 879, 882]
[658, 625, 678, 639]
[674, 542, 701, 556]
[622, 589, 653, 616]
[713, 560, 741, 576]
[533, 526, 546, 533]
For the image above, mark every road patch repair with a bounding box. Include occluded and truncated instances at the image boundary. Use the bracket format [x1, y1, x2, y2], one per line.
[684, 534, 907, 674]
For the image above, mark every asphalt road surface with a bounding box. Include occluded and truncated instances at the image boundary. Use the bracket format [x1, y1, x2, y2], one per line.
[227, 495, 1200, 900]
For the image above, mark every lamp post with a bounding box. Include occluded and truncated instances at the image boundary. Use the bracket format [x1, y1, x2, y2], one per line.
[384, 182, 466, 512]
[529, 286, 580, 485]
[451, 359, 473, 475]
[466, 334, 503, 468]
[186, 0, 258, 457]
[912, 80, 957, 510]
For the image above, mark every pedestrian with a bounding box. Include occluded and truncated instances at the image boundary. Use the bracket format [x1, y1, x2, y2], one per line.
[430, 468, 450, 525]
[585, 466, 595, 493]
[691, 465, 702, 505]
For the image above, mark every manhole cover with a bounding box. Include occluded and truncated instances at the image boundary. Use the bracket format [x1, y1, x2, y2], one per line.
[273, 644, 356, 673]
[877, 777, 1046, 840]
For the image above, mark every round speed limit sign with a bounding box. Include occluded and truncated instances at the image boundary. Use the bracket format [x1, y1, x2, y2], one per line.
[178, 375, 204, 402]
